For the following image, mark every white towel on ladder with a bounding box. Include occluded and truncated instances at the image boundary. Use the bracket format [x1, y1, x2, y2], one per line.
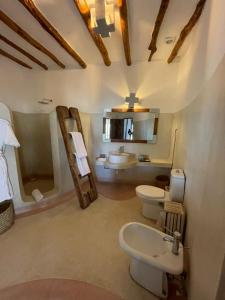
[70, 132, 90, 176]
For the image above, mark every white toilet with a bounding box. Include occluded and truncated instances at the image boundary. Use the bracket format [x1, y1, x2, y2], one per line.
[136, 169, 185, 220]
[119, 222, 183, 298]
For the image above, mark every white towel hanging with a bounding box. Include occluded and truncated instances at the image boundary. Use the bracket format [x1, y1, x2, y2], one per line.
[69, 132, 87, 158]
[70, 131, 90, 177]
[0, 119, 20, 202]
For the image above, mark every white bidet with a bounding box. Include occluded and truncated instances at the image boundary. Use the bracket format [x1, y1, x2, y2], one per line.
[119, 222, 183, 298]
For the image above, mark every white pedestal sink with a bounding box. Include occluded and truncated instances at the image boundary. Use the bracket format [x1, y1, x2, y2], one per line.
[105, 152, 137, 169]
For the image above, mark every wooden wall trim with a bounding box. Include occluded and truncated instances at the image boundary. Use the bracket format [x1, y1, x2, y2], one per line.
[112, 108, 150, 112]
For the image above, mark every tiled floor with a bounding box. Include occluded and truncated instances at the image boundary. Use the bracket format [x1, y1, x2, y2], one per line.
[96, 181, 138, 200]
[0, 193, 158, 300]
[0, 184, 186, 300]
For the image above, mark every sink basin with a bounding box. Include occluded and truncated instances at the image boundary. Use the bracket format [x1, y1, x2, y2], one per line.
[109, 152, 130, 164]
[105, 152, 137, 169]
[119, 222, 183, 298]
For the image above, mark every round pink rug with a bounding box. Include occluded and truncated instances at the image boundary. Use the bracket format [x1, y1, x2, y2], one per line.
[0, 279, 123, 300]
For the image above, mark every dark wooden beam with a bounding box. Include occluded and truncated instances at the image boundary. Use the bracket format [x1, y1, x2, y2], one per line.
[0, 34, 47, 70]
[118, 0, 131, 66]
[0, 9, 65, 68]
[74, 0, 111, 66]
[148, 0, 170, 61]
[168, 0, 206, 63]
[18, 0, 86, 68]
[0, 48, 32, 69]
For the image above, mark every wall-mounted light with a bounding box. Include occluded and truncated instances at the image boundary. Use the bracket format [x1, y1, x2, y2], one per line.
[125, 92, 139, 109]
[90, 0, 115, 38]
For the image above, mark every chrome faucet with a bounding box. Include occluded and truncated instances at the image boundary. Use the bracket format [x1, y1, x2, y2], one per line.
[118, 146, 124, 153]
[163, 231, 181, 255]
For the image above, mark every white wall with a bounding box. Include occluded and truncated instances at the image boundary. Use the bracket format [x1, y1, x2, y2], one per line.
[0, 59, 179, 114]
[176, 0, 225, 111]
[173, 54, 225, 300]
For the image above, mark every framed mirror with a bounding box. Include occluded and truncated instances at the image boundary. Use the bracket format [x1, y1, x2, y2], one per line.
[103, 108, 159, 144]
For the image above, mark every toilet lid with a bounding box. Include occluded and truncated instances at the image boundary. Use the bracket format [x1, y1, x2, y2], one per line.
[136, 185, 165, 199]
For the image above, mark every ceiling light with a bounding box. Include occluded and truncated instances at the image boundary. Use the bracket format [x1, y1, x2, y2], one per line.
[90, 0, 115, 38]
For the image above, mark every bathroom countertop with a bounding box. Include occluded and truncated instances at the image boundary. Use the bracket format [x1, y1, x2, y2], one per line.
[104, 159, 138, 170]
[137, 159, 172, 168]
[95, 158, 172, 168]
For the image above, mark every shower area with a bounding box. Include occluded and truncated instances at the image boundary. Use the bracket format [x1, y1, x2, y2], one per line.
[13, 111, 55, 200]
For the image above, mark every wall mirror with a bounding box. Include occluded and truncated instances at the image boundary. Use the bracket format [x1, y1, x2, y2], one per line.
[103, 108, 160, 144]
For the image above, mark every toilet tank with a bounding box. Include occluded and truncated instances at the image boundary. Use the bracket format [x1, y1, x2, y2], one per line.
[169, 169, 185, 202]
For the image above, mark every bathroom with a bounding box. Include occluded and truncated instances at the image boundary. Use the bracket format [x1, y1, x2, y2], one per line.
[0, 0, 225, 300]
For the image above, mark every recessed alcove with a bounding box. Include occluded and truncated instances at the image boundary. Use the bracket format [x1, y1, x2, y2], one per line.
[12, 111, 55, 200]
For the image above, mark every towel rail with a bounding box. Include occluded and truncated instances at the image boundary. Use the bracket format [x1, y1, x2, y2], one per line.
[56, 106, 98, 209]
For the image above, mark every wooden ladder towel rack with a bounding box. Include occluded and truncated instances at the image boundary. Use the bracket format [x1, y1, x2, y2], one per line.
[56, 106, 98, 209]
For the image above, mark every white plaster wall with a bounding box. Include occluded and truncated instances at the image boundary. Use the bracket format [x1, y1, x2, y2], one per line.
[0, 60, 43, 113]
[176, 0, 225, 111]
[0, 59, 179, 114]
[173, 54, 225, 300]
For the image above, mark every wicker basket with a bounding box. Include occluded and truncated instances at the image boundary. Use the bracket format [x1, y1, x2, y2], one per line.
[0, 200, 14, 234]
[155, 175, 170, 190]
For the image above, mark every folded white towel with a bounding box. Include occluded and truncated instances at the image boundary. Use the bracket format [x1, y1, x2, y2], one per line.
[75, 154, 90, 177]
[70, 132, 87, 159]
[70, 131, 90, 176]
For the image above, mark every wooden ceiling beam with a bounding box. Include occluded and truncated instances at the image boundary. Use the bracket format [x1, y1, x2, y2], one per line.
[0, 9, 65, 68]
[18, 0, 86, 69]
[168, 0, 206, 63]
[148, 0, 170, 62]
[0, 34, 48, 70]
[118, 0, 131, 66]
[74, 0, 111, 66]
[0, 48, 32, 69]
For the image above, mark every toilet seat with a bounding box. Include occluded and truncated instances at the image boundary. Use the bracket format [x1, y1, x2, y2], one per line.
[136, 185, 165, 201]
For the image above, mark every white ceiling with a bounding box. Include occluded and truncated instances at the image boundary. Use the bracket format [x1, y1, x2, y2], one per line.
[0, 0, 199, 70]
